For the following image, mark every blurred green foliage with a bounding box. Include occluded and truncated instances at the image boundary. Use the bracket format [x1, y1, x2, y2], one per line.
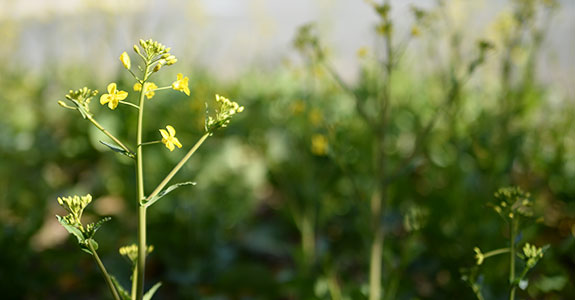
[0, 0, 574, 299]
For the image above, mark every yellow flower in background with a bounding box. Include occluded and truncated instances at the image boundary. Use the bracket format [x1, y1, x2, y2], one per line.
[159, 125, 182, 151]
[171, 73, 190, 96]
[357, 46, 368, 58]
[100, 83, 128, 110]
[309, 108, 323, 126]
[133, 82, 158, 99]
[120, 52, 131, 69]
[411, 26, 421, 37]
[311, 134, 328, 156]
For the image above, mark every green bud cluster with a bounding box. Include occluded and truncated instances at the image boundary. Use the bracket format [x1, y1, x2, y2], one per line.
[119, 244, 154, 265]
[58, 87, 99, 118]
[56, 194, 111, 252]
[293, 24, 325, 60]
[205, 94, 244, 133]
[58, 194, 93, 229]
[522, 243, 544, 268]
[133, 39, 177, 73]
[492, 186, 533, 219]
[372, 3, 393, 36]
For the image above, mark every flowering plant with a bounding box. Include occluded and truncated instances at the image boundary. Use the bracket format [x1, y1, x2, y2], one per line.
[57, 39, 244, 300]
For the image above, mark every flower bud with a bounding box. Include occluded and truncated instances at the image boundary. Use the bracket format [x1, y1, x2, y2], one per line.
[120, 52, 131, 69]
[153, 63, 163, 72]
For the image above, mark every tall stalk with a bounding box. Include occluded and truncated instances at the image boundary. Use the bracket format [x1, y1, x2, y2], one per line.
[369, 6, 393, 297]
[509, 218, 518, 300]
[88, 241, 121, 300]
[135, 63, 150, 300]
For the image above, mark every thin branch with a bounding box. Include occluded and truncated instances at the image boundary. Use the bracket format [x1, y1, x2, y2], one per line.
[144, 133, 210, 206]
[88, 241, 121, 300]
[321, 60, 378, 131]
[88, 116, 135, 159]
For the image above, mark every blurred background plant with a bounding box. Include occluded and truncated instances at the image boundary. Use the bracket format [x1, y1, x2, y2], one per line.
[0, 0, 573, 299]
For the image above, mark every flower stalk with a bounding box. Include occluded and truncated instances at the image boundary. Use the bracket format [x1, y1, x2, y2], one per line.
[135, 62, 150, 300]
[88, 241, 121, 300]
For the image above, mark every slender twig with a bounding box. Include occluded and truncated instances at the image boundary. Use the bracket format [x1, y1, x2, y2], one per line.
[87, 241, 121, 300]
[138, 140, 162, 147]
[88, 116, 135, 158]
[509, 219, 518, 300]
[483, 248, 511, 259]
[150, 86, 172, 92]
[130, 266, 137, 300]
[127, 68, 140, 81]
[144, 133, 210, 206]
[119, 100, 140, 110]
[321, 60, 377, 131]
[383, 83, 457, 184]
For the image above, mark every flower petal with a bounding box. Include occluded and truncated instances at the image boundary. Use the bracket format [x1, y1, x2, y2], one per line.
[166, 142, 175, 151]
[100, 94, 110, 105]
[116, 90, 128, 100]
[107, 83, 117, 94]
[172, 137, 182, 148]
[159, 129, 169, 140]
[108, 99, 119, 110]
[166, 125, 176, 136]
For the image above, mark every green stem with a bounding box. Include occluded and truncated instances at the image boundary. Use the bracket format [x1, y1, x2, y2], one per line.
[144, 133, 210, 206]
[300, 208, 315, 268]
[369, 190, 383, 300]
[139, 140, 162, 147]
[483, 248, 511, 260]
[88, 116, 134, 158]
[127, 68, 140, 81]
[327, 269, 342, 300]
[87, 241, 121, 300]
[150, 86, 172, 92]
[135, 64, 150, 300]
[370, 8, 393, 299]
[119, 100, 140, 110]
[131, 266, 138, 300]
[509, 218, 518, 300]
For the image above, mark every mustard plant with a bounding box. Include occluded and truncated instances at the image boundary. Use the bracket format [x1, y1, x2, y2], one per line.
[57, 39, 243, 300]
[463, 187, 548, 300]
[294, 1, 493, 298]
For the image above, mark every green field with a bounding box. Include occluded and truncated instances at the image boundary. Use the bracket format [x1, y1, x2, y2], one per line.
[0, 1, 573, 299]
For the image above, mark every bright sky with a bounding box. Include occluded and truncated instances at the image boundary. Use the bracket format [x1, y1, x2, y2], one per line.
[1, 0, 573, 94]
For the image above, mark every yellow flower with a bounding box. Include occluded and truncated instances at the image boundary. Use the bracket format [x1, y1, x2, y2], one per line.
[171, 73, 190, 96]
[133, 82, 158, 99]
[159, 125, 182, 151]
[100, 83, 128, 110]
[411, 26, 421, 37]
[120, 52, 131, 69]
[357, 46, 368, 58]
[311, 134, 328, 156]
[473, 247, 484, 265]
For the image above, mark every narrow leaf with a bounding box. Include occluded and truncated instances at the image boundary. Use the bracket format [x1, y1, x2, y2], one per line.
[144, 182, 196, 207]
[87, 216, 112, 238]
[110, 276, 132, 300]
[143, 282, 162, 300]
[56, 215, 85, 244]
[100, 140, 135, 158]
